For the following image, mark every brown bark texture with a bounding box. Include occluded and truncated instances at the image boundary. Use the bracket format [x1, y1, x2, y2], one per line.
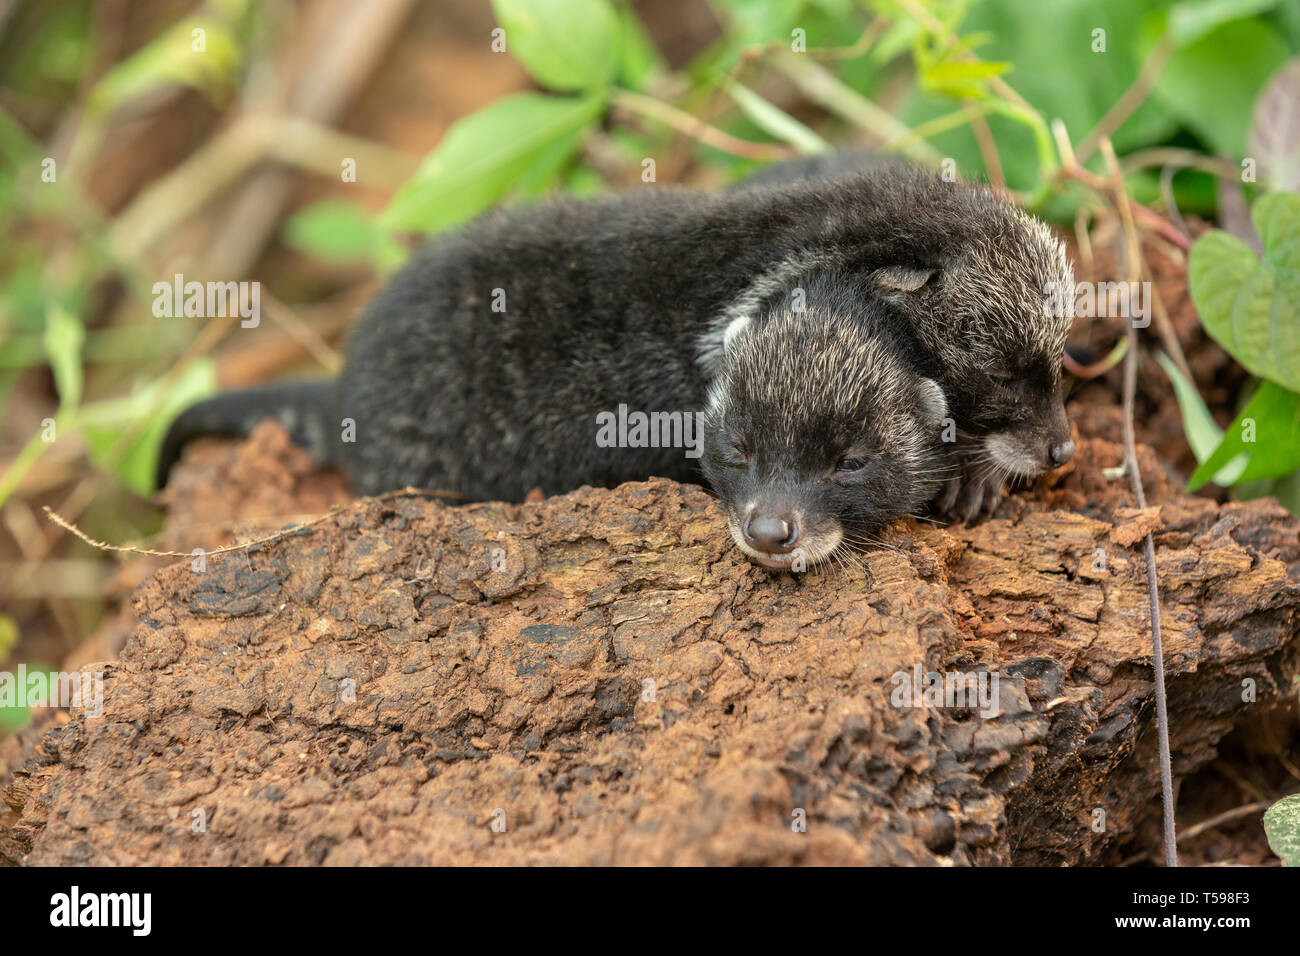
[2, 413, 1298, 866]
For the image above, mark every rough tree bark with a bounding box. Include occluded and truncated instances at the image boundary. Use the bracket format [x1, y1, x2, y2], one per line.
[2, 416, 1298, 865]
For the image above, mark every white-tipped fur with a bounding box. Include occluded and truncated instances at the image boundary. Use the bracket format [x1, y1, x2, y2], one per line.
[940, 204, 1075, 494]
[721, 314, 751, 352]
[941, 205, 1074, 366]
[710, 305, 937, 479]
[705, 304, 945, 567]
[695, 251, 834, 372]
[917, 378, 948, 426]
[984, 431, 1048, 479]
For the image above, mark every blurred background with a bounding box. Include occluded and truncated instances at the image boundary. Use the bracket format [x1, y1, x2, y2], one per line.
[1, 0, 1298, 758]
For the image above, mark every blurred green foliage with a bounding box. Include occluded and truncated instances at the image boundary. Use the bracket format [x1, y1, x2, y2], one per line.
[1180, 191, 1300, 509]
[3, 0, 1300, 547]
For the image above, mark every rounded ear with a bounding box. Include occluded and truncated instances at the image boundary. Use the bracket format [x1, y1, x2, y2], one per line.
[722, 314, 751, 352]
[876, 265, 937, 294]
[917, 378, 948, 426]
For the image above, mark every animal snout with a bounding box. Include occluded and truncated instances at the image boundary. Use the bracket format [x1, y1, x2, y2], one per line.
[743, 510, 799, 553]
[1049, 438, 1075, 467]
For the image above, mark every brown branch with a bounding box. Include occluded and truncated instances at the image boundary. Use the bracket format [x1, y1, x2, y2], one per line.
[1051, 120, 1191, 251]
[610, 89, 795, 161]
[1063, 336, 1128, 379]
[1102, 136, 1178, 869]
[966, 102, 1005, 189]
[42, 487, 463, 561]
[1076, 37, 1174, 165]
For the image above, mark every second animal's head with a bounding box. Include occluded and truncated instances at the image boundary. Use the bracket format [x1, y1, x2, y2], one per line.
[873, 194, 1076, 483]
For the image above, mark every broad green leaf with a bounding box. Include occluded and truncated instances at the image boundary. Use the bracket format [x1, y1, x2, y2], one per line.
[1236, 468, 1300, 514]
[512, 123, 587, 198]
[0, 664, 57, 736]
[1188, 380, 1300, 489]
[381, 92, 602, 234]
[565, 163, 607, 197]
[1155, 352, 1246, 485]
[491, 0, 618, 91]
[712, 0, 810, 49]
[1264, 793, 1300, 866]
[82, 357, 218, 497]
[725, 80, 829, 154]
[614, 3, 665, 90]
[1151, 16, 1289, 157]
[1166, 0, 1280, 47]
[1189, 192, 1300, 391]
[42, 304, 84, 410]
[899, 0, 1178, 192]
[283, 200, 407, 273]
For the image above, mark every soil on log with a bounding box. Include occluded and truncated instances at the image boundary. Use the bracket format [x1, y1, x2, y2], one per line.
[2, 416, 1298, 866]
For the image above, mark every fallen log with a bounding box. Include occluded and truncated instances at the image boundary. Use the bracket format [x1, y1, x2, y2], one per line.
[2, 423, 1297, 865]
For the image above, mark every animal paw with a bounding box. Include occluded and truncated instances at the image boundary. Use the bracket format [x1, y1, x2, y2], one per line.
[937, 466, 1004, 524]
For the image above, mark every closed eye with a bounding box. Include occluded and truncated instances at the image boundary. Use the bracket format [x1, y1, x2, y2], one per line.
[835, 457, 868, 473]
[722, 434, 750, 466]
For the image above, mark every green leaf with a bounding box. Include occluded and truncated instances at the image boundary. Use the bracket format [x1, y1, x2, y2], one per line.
[872, 16, 922, 64]
[1264, 793, 1300, 866]
[920, 58, 1012, 99]
[87, 15, 241, 117]
[491, 0, 618, 91]
[614, 3, 664, 90]
[1166, 0, 1280, 47]
[0, 664, 57, 736]
[1189, 192, 1300, 391]
[711, 0, 810, 52]
[82, 358, 218, 497]
[1188, 380, 1300, 489]
[42, 304, 84, 410]
[1155, 351, 1246, 485]
[283, 200, 407, 272]
[899, 0, 1178, 192]
[724, 80, 830, 154]
[380, 92, 602, 234]
[1236, 468, 1300, 514]
[512, 123, 587, 198]
[1151, 16, 1289, 157]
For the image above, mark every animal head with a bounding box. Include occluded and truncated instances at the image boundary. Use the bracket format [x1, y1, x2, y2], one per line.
[872, 197, 1075, 482]
[700, 305, 947, 570]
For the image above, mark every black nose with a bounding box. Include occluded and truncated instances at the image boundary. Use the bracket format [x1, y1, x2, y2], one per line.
[1050, 438, 1075, 467]
[743, 511, 799, 553]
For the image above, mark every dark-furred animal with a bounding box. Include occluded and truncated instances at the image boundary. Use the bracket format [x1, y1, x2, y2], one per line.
[735, 152, 1075, 518]
[159, 161, 1073, 527]
[701, 276, 949, 569]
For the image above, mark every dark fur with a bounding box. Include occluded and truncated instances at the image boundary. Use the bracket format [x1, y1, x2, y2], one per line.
[731, 149, 894, 190]
[160, 162, 1071, 520]
[157, 381, 337, 484]
[701, 276, 948, 568]
[736, 152, 1075, 519]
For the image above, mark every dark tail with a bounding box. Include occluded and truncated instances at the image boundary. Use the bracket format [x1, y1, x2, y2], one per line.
[155, 380, 338, 490]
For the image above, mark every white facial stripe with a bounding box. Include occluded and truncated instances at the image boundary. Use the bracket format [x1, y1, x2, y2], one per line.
[694, 251, 835, 372]
[722, 315, 751, 352]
